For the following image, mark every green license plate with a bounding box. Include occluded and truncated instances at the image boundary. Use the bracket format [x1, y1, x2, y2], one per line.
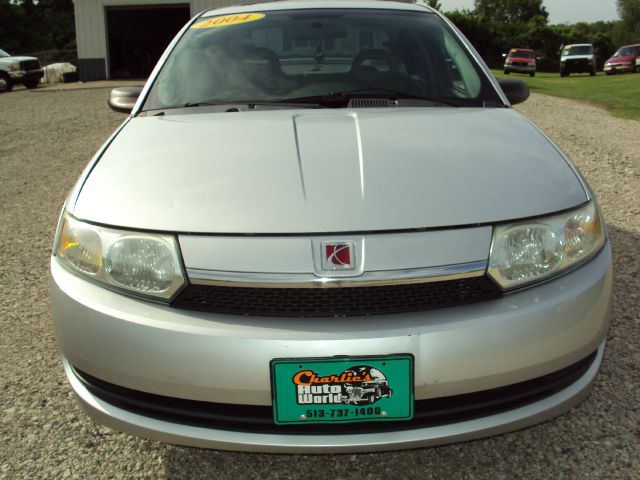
[270, 354, 414, 425]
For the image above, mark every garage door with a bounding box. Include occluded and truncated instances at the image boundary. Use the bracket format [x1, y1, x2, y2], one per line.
[106, 4, 190, 79]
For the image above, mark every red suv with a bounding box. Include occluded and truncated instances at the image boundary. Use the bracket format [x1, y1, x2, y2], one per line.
[503, 48, 536, 77]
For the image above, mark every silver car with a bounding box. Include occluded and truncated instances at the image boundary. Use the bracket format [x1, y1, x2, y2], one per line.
[50, 0, 612, 453]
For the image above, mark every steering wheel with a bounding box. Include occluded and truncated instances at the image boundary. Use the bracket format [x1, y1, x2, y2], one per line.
[350, 49, 401, 77]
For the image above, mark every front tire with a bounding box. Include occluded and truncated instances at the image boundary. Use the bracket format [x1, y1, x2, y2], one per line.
[0, 74, 12, 93]
[590, 70, 596, 76]
[503, 69, 510, 75]
[530, 72, 535, 77]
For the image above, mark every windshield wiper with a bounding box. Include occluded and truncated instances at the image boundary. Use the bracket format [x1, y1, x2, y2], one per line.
[146, 91, 465, 113]
[244, 100, 320, 109]
[141, 100, 321, 115]
[143, 101, 229, 111]
[154, 100, 320, 111]
[182, 101, 221, 108]
[282, 89, 462, 107]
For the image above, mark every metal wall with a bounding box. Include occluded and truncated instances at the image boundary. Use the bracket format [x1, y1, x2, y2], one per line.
[73, 0, 253, 80]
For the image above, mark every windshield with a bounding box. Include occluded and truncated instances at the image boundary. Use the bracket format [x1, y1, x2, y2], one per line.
[143, 8, 500, 110]
[509, 50, 534, 59]
[563, 45, 593, 56]
[0, 49, 10, 58]
[613, 46, 639, 57]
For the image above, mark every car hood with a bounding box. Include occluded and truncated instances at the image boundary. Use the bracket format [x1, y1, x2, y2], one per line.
[73, 108, 587, 234]
[606, 55, 635, 63]
[0, 55, 38, 63]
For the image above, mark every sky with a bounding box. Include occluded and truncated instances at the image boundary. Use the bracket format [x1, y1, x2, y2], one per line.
[440, 0, 620, 24]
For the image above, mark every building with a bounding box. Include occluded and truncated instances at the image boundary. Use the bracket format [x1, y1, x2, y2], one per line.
[73, 0, 247, 81]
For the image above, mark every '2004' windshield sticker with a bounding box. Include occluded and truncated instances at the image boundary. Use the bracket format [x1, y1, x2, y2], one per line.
[191, 13, 265, 29]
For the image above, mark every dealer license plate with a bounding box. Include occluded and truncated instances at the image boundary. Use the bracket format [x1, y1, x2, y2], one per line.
[270, 354, 414, 425]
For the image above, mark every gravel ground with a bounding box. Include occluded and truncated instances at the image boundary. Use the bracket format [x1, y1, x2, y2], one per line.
[0, 88, 638, 479]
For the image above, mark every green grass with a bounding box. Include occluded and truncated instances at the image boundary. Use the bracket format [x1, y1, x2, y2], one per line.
[492, 70, 640, 121]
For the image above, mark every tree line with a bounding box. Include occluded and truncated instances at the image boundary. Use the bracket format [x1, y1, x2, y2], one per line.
[445, 0, 639, 70]
[0, 0, 638, 71]
[0, 0, 75, 54]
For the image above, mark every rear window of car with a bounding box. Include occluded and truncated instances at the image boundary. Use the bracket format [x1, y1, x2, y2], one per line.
[143, 8, 500, 110]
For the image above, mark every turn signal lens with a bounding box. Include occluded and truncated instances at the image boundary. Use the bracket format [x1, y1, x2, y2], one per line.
[58, 220, 102, 275]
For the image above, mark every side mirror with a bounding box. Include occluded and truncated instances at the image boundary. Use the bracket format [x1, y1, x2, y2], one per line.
[497, 78, 529, 105]
[108, 86, 143, 114]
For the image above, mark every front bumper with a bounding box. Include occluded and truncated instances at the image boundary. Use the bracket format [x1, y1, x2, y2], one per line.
[504, 65, 535, 73]
[8, 69, 44, 82]
[50, 244, 612, 452]
[604, 64, 634, 73]
[561, 61, 595, 73]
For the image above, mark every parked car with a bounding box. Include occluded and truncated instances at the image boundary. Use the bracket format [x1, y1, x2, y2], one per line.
[604, 44, 640, 74]
[560, 43, 596, 77]
[503, 48, 536, 77]
[0, 48, 44, 92]
[50, 1, 612, 453]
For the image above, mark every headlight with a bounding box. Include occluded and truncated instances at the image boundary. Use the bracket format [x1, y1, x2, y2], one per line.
[488, 201, 606, 290]
[55, 213, 185, 300]
[9, 63, 20, 72]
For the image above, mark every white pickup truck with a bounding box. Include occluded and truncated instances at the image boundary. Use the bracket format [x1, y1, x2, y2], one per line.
[0, 49, 44, 92]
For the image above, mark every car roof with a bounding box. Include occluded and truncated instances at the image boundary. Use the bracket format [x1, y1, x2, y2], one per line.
[565, 44, 592, 47]
[510, 48, 534, 52]
[202, 0, 435, 17]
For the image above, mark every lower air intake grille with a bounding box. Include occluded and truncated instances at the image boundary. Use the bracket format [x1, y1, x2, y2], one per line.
[71, 350, 598, 435]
